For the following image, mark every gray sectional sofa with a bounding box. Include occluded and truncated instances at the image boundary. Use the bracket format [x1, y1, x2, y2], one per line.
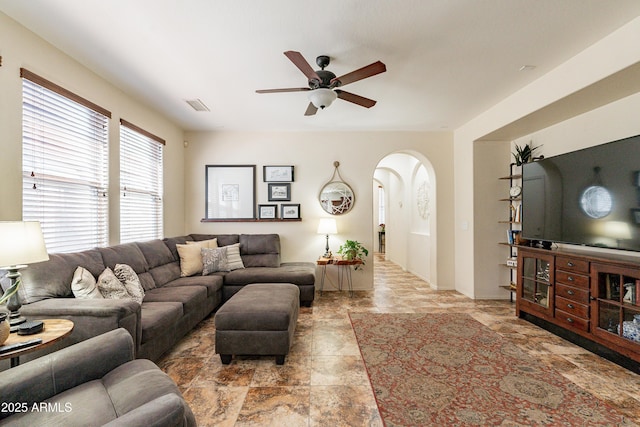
[9, 233, 315, 363]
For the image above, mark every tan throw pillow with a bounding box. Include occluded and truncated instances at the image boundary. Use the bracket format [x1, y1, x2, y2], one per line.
[114, 264, 145, 304]
[225, 243, 245, 271]
[97, 267, 130, 300]
[186, 238, 218, 249]
[71, 266, 103, 299]
[177, 239, 219, 277]
[201, 247, 229, 275]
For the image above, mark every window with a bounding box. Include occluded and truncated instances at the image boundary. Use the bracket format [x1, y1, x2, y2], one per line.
[21, 69, 110, 253]
[119, 119, 164, 243]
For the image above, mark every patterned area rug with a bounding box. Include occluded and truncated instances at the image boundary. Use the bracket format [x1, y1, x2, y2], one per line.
[349, 313, 633, 427]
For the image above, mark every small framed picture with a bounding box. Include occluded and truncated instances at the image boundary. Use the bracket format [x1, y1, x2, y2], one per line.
[258, 204, 277, 219]
[268, 183, 291, 201]
[632, 208, 640, 225]
[264, 165, 294, 182]
[281, 204, 300, 219]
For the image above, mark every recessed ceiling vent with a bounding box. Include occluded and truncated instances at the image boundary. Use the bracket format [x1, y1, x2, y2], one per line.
[185, 98, 210, 112]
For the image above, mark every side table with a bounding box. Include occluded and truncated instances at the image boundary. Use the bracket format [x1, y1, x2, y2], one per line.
[317, 257, 363, 297]
[0, 319, 74, 367]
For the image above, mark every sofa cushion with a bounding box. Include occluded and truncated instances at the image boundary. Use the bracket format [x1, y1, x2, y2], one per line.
[190, 233, 239, 247]
[71, 266, 104, 299]
[136, 239, 175, 269]
[161, 275, 223, 298]
[148, 261, 182, 288]
[239, 234, 281, 267]
[103, 358, 183, 417]
[99, 243, 155, 291]
[143, 286, 207, 314]
[223, 262, 316, 286]
[4, 380, 119, 426]
[162, 236, 193, 261]
[140, 302, 183, 344]
[19, 249, 105, 304]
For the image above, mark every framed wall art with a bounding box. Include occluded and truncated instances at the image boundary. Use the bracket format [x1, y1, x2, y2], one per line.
[268, 183, 291, 201]
[263, 165, 294, 182]
[281, 204, 300, 219]
[258, 204, 278, 219]
[205, 165, 256, 220]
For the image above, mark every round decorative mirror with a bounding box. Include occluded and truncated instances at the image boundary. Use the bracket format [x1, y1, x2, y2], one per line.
[319, 161, 355, 215]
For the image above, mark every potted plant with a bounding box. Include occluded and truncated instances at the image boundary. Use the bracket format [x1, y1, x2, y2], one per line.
[337, 240, 369, 270]
[512, 142, 542, 166]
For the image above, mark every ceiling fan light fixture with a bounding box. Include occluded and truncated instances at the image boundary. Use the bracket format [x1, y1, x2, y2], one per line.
[308, 88, 337, 109]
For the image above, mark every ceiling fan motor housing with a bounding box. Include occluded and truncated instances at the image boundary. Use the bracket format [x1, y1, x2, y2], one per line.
[309, 69, 338, 89]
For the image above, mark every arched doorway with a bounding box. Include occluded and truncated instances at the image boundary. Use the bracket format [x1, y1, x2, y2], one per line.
[373, 151, 437, 287]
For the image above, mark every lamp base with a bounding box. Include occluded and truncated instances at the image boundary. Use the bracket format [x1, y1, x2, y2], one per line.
[9, 312, 26, 327]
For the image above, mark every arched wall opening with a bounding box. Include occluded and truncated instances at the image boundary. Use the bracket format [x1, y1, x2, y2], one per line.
[373, 151, 438, 287]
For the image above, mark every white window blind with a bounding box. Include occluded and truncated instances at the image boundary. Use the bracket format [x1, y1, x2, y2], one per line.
[21, 69, 110, 253]
[120, 119, 164, 243]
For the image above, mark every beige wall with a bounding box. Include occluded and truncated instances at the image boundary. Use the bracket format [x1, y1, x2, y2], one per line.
[455, 16, 640, 298]
[183, 131, 454, 290]
[0, 12, 186, 241]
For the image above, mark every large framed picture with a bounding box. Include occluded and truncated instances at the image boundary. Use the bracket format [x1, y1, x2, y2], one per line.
[205, 165, 256, 220]
[268, 183, 291, 201]
[263, 165, 294, 182]
[258, 204, 277, 219]
[281, 204, 300, 219]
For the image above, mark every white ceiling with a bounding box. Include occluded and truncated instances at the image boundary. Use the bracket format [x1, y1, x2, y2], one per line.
[1, 0, 639, 132]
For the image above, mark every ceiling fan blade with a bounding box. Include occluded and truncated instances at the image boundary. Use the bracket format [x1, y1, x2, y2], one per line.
[284, 51, 322, 83]
[335, 90, 377, 108]
[256, 87, 310, 94]
[304, 102, 318, 116]
[331, 61, 386, 87]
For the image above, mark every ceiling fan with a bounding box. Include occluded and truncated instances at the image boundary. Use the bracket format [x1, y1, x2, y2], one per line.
[256, 51, 386, 116]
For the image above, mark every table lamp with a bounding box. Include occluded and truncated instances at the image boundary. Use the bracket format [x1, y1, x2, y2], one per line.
[0, 221, 49, 326]
[317, 218, 337, 258]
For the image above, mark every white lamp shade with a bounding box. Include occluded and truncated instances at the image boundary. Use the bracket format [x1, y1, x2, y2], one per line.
[0, 221, 49, 267]
[308, 88, 337, 109]
[317, 218, 338, 235]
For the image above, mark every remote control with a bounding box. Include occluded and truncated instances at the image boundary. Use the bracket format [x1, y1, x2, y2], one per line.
[0, 338, 43, 354]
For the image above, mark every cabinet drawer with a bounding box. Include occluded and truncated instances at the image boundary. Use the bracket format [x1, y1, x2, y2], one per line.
[556, 256, 589, 273]
[555, 283, 590, 304]
[555, 296, 589, 318]
[555, 270, 589, 288]
[555, 309, 589, 332]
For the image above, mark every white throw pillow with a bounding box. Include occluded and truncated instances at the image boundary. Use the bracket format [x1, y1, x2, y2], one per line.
[201, 247, 229, 275]
[114, 263, 145, 304]
[224, 243, 245, 271]
[71, 266, 103, 299]
[97, 267, 130, 300]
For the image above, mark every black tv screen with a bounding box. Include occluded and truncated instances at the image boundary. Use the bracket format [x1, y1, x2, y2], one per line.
[521, 134, 640, 252]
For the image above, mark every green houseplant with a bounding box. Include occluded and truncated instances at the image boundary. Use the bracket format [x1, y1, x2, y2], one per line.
[512, 142, 542, 166]
[337, 240, 369, 270]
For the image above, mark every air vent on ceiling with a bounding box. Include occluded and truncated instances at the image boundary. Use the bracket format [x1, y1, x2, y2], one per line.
[185, 98, 210, 112]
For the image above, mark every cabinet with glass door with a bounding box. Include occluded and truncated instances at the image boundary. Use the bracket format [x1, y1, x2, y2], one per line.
[591, 263, 640, 355]
[516, 249, 554, 318]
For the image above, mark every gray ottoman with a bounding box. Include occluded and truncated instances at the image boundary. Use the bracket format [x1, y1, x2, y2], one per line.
[214, 283, 299, 365]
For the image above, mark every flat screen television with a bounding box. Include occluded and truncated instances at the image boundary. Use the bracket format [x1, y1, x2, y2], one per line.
[521, 134, 640, 252]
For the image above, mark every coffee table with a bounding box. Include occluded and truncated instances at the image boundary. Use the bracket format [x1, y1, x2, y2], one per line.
[0, 319, 74, 367]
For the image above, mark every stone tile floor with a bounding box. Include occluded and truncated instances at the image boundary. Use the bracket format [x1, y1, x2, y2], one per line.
[159, 254, 640, 426]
